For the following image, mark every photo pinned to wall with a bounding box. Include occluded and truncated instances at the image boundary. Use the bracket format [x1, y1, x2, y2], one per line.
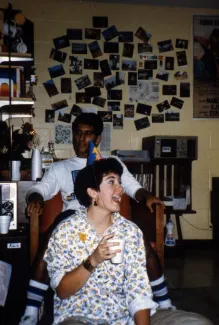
[109, 55, 120, 70]
[175, 39, 188, 49]
[100, 59, 112, 77]
[107, 89, 122, 100]
[58, 112, 72, 123]
[104, 75, 117, 90]
[76, 92, 91, 104]
[144, 55, 158, 70]
[45, 109, 55, 123]
[85, 28, 101, 40]
[139, 61, 144, 68]
[53, 35, 70, 49]
[152, 114, 164, 123]
[43, 79, 59, 97]
[163, 85, 177, 95]
[52, 99, 68, 111]
[124, 104, 135, 119]
[116, 72, 125, 86]
[92, 96, 106, 108]
[174, 71, 188, 80]
[156, 100, 170, 113]
[102, 25, 118, 41]
[119, 32, 133, 43]
[98, 111, 112, 122]
[108, 101, 120, 111]
[74, 74, 92, 90]
[176, 51, 187, 67]
[128, 72, 137, 85]
[165, 57, 174, 70]
[81, 107, 97, 114]
[122, 59, 137, 71]
[158, 55, 165, 68]
[180, 82, 190, 97]
[72, 43, 87, 54]
[85, 86, 101, 98]
[138, 81, 159, 102]
[113, 114, 123, 129]
[93, 72, 104, 87]
[55, 124, 72, 144]
[84, 59, 99, 70]
[135, 27, 151, 43]
[138, 69, 153, 80]
[170, 97, 184, 109]
[104, 42, 119, 54]
[67, 29, 82, 40]
[123, 43, 134, 58]
[70, 104, 82, 116]
[134, 116, 150, 131]
[165, 111, 180, 121]
[69, 55, 83, 75]
[157, 39, 173, 53]
[48, 64, 65, 78]
[89, 41, 102, 58]
[156, 70, 169, 81]
[61, 77, 72, 93]
[100, 123, 112, 152]
[138, 43, 153, 58]
[128, 86, 138, 102]
[50, 49, 67, 63]
[136, 103, 152, 116]
[93, 16, 108, 28]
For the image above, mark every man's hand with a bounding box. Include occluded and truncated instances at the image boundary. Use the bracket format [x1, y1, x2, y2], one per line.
[26, 192, 44, 217]
[146, 195, 165, 213]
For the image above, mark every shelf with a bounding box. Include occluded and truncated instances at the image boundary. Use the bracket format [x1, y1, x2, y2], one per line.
[0, 52, 33, 64]
[0, 97, 34, 108]
[164, 208, 197, 215]
[0, 97, 34, 121]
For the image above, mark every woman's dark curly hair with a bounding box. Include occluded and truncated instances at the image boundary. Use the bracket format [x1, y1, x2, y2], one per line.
[74, 158, 123, 208]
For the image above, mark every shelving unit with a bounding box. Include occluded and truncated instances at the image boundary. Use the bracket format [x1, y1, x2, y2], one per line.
[0, 52, 33, 64]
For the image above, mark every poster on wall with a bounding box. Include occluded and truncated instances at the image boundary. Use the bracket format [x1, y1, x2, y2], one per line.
[193, 15, 219, 119]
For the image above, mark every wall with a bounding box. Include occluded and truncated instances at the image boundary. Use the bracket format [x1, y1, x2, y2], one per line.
[3, 0, 219, 239]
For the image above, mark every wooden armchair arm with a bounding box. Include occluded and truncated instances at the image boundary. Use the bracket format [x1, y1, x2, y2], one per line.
[155, 204, 165, 266]
[29, 209, 41, 265]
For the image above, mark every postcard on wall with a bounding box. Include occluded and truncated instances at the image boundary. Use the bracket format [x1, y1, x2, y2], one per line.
[119, 32, 133, 43]
[138, 81, 159, 102]
[180, 82, 190, 97]
[170, 97, 184, 109]
[107, 89, 122, 100]
[98, 111, 112, 122]
[93, 16, 108, 28]
[134, 116, 150, 131]
[76, 92, 91, 104]
[123, 43, 134, 58]
[104, 42, 119, 54]
[116, 72, 125, 86]
[93, 72, 104, 87]
[100, 123, 111, 153]
[174, 71, 188, 80]
[156, 69, 169, 82]
[52, 99, 68, 111]
[135, 27, 151, 43]
[89, 41, 102, 58]
[138, 69, 153, 80]
[55, 124, 72, 144]
[144, 55, 158, 70]
[176, 51, 187, 67]
[61, 77, 72, 93]
[75, 75, 92, 90]
[85, 28, 101, 40]
[128, 86, 138, 102]
[122, 59, 137, 71]
[82, 107, 97, 114]
[109, 55, 120, 70]
[102, 25, 118, 41]
[45, 109, 55, 123]
[138, 43, 153, 56]
[104, 75, 117, 91]
[100, 59, 112, 77]
[43, 79, 59, 97]
[163, 85, 177, 96]
[152, 114, 164, 123]
[156, 100, 170, 112]
[176, 39, 188, 49]
[157, 39, 173, 53]
[85, 86, 101, 98]
[165, 111, 180, 121]
[113, 114, 123, 129]
[50, 49, 67, 63]
[128, 72, 137, 85]
[124, 104, 135, 119]
[136, 103, 152, 116]
[108, 101, 120, 111]
[67, 28, 82, 40]
[0, 260, 12, 307]
[69, 56, 82, 75]
[84, 59, 99, 70]
[165, 57, 174, 70]
[92, 96, 106, 108]
[58, 112, 72, 123]
[70, 104, 82, 116]
[53, 35, 70, 49]
[72, 43, 87, 54]
[48, 64, 65, 79]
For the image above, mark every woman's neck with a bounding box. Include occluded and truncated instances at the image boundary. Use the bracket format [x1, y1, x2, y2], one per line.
[87, 207, 112, 235]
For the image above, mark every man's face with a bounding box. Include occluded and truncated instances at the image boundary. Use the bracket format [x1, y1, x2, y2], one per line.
[73, 124, 101, 158]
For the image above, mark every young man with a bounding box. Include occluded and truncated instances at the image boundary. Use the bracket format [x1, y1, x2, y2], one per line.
[20, 113, 170, 325]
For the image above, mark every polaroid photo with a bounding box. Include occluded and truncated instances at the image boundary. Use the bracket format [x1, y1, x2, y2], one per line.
[104, 42, 119, 54]
[163, 85, 177, 95]
[104, 75, 117, 90]
[85, 28, 101, 40]
[93, 72, 104, 88]
[53, 35, 70, 49]
[158, 56, 164, 68]
[85, 86, 101, 98]
[107, 89, 122, 100]
[174, 71, 188, 80]
[122, 59, 137, 71]
[180, 82, 190, 97]
[165, 112, 180, 122]
[138, 69, 153, 80]
[123, 43, 134, 58]
[116, 72, 125, 86]
[144, 56, 157, 70]
[98, 111, 112, 122]
[128, 85, 138, 103]
[58, 112, 72, 123]
[61, 78, 72, 93]
[157, 39, 173, 53]
[50, 49, 67, 63]
[170, 97, 184, 109]
[76, 93, 91, 104]
[70, 104, 82, 116]
[55, 125, 72, 145]
[67, 29, 82, 40]
[93, 16, 108, 28]
[108, 101, 120, 111]
[156, 69, 169, 82]
[72, 43, 87, 55]
[84, 59, 99, 70]
[48, 64, 65, 79]
[135, 27, 151, 43]
[113, 114, 123, 129]
[165, 57, 174, 70]
[92, 96, 106, 108]
[138, 43, 153, 54]
[45, 109, 55, 123]
[102, 25, 118, 41]
[152, 114, 164, 123]
[134, 117, 150, 131]
[124, 104, 135, 119]
[89, 41, 102, 58]
[109, 55, 120, 70]
[128, 72, 137, 86]
[119, 32, 133, 43]
[69, 55, 82, 75]
[156, 100, 171, 113]
[136, 103, 152, 116]
[74, 74, 92, 90]
[52, 99, 68, 111]
[176, 51, 187, 67]
[100, 59, 112, 77]
[43, 79, 59, 97]
[175, 39, 188, 49]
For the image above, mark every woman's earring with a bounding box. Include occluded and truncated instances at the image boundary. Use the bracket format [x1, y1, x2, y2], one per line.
[93, 200, 97, 206]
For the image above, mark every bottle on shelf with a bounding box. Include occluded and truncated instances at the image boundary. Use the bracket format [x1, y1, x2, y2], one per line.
[41, 146, 53, 174]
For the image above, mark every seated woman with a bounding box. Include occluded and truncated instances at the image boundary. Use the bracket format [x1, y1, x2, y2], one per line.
[44, 158, 213, 325]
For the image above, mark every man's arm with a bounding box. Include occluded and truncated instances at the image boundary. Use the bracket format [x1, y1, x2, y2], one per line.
[135, 188, 164, 213]
[134, 309, 150, 325]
